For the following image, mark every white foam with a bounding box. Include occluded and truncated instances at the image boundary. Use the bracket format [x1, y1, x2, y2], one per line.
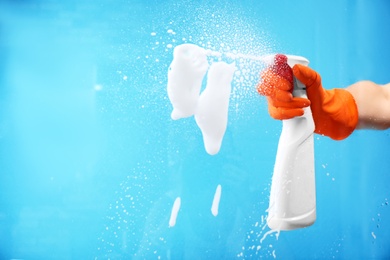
[195, 61, 236, 155]
[169, 197, 181, 227]
[167, 44, 209, 120]
[211, 184, 222, 216]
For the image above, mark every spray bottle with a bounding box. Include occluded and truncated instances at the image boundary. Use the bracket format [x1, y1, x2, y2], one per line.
[267, 54, 316, 231]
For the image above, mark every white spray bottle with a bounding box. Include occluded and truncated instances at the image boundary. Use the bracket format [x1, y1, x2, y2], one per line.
[266, 54, 316, 231]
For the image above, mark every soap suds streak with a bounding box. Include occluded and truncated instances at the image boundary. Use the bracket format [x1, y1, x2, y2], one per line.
[211, 184, 222, 216]
[169, 197, 181, 227]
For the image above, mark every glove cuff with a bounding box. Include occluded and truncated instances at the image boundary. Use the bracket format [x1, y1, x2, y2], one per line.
[314, 89, 358, 140]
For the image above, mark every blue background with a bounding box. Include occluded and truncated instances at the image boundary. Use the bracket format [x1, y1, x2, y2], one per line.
[0, 0, 389, 259]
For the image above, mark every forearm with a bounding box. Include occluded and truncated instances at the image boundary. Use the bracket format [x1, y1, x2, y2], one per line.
[346, 81, 390, 130]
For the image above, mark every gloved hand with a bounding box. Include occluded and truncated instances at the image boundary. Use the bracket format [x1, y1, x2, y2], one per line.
[257, 55, 359, 140]
[257, 54, 310, 120]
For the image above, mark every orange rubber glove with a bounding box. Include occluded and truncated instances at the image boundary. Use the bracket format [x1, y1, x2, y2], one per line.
[257, 55, 359, 140]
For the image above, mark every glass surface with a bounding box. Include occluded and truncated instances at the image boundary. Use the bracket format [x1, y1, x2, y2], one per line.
[0, 0, 389, 259]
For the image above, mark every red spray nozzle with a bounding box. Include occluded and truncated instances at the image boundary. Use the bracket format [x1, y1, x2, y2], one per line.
[271, 54, 293, 88]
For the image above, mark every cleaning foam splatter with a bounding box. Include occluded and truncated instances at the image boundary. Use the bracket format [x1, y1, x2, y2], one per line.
[211, 184, 222, 216]
[195, 61, 236, 155]
[167, 44, 209, 120]
[169, 197, 182, 227]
